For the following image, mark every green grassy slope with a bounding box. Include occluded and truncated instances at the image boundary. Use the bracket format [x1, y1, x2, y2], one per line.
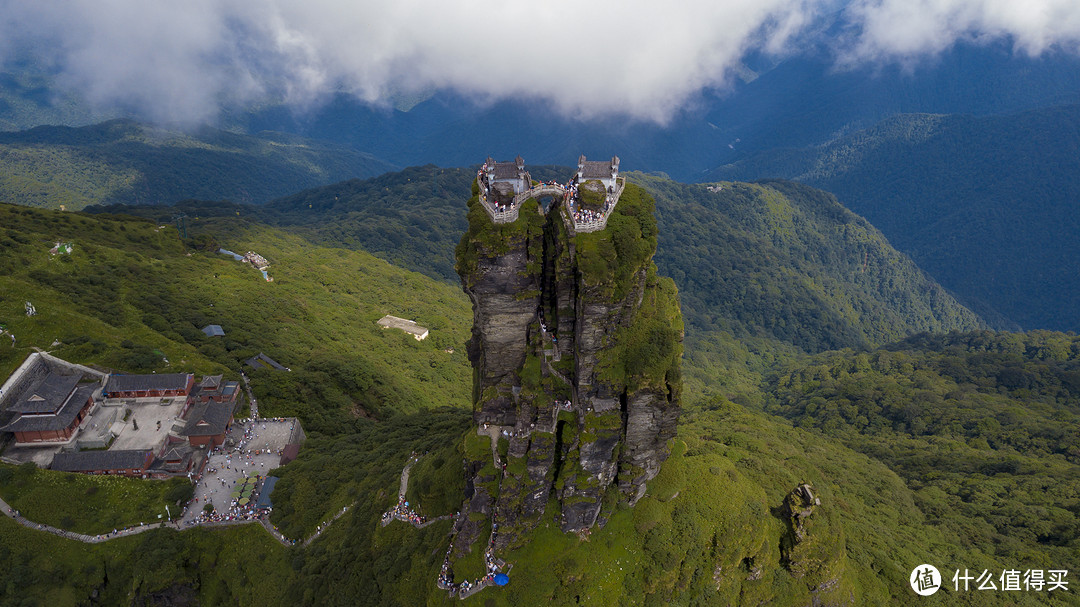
[0, 202, 472, 432]
[642, 174, 984, 351]
[256, 168, 982, 349]
[253, 167, 986, 413]
[0, 514, 293, 607]
[0, 119, 397, 210]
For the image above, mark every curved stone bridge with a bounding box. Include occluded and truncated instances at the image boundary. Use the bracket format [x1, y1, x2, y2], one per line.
[513, 184, 567, 206]
[478, 177, 626, 234]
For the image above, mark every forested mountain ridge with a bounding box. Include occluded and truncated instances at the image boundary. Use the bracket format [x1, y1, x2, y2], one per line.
[766, 330, 1080, 579]
[0, 119, 396, 211]
[640, 175, 985, 352]
[704, 103, 1080, 332]
[220, 168, 984, 403]
[5, 41, 1080, 182]
[107, 167, 987, 405]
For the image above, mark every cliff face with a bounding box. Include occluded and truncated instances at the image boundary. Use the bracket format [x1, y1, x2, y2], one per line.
[455, 180, 682, 547]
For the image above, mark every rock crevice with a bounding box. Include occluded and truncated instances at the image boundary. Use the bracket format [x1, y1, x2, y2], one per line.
[455, 181, 683, 541]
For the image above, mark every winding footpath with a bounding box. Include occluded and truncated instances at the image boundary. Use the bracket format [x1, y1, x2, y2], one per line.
[239, 371, 259, 419]
[381, 451, 509, 600]
[0, 489, 351, 548]
[380, 455, 453, 530]
[0, 494, 176, 543]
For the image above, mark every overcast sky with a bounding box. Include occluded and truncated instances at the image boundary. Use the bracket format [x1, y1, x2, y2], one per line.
[2, 0, 1080, 124]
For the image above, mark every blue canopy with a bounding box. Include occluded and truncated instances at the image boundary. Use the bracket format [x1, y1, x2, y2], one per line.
[256, 476, 279, 509]
[494, 573, 509, 586]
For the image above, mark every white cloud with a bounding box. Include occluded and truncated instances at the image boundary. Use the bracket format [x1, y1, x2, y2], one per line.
[1, 0, 1080, 124]
[843, 0, 1080, 61]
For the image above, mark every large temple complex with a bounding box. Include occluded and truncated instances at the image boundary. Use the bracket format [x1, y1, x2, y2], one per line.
[0, 352, 241, 477]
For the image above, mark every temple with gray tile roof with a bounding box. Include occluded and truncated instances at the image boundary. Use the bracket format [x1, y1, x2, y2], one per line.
[103, 373, 194, 399]
[575, 155, 621, 191]
[483, 155, 530, 196]
[245, 352, 290, 372]
[0, 371, 97, 443]
[181, 398, 238, 448]
[51, 449, 153, 476]
[473, 154, 625, 232]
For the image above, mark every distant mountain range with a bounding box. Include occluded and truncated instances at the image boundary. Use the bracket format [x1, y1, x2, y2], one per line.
[4, 41, 1080, 183]
[705, 103, 1080, 332]
[3, 40, 1080, 332]
[0, 119, 396, 210]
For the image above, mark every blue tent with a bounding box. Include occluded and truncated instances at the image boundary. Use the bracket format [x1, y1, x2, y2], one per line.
[256, 476, 279, 509]
[494, 573, 509, 586]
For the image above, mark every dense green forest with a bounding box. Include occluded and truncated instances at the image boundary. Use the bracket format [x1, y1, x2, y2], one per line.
[0, 176, 1076, 605]
[250, 167, 983, 350]
[233, 167, 982, 403]
[0, 119, 395, 210]
[766, 330, 1080, 586]
[259, 164, 571, 281]
[705, 103, 1080, 332]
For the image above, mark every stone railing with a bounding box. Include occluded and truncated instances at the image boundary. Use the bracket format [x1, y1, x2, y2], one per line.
[477, 178, 520, 224]
[572, 177, 625, 233]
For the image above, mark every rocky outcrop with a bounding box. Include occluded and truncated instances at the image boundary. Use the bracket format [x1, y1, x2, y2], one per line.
[780, 484, 855, 606]
[455, 180, 683, 547]
[462, 245, 541, 426]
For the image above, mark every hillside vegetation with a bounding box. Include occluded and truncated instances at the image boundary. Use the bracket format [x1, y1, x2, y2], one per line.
[767, 330, 1080, 583]
[0, 119, 396, 210]
[260, 164, 571, 282]
[0, 201, 472, 433]
[246, 168, 983, 401]
[0, 182, 1073, 605]
[256, 168, 983, 350]
[705, 103, 1080, 332]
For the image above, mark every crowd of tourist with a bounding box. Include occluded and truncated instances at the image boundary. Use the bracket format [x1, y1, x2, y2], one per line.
[437, 514, 506, 598]
[184, 502, 265, 527]
[476, 164, 620, 231]
[381, 497, 427, 527]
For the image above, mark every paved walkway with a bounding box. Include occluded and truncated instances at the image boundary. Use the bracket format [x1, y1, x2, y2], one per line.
[399, 457, 414, 500]
[0, 419, 354, 549]
[380, 454, 453, 530]
[0, 488, 352, 548]
[0, 493, 178, 543]
[240, 372, 259, 419]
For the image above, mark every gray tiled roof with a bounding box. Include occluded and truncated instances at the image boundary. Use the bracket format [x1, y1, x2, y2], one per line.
[579, 160, 616, 179]
[1, 385, 95, 433]
[245, 353, 288, 371]
[202, 325, 225, 337]
[9, 372, 81, 414]
[104, 373, 191, 394]
[52, 449, 150, 472]
[491, 162, 522, 180]
[182, 399, 237, 437]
